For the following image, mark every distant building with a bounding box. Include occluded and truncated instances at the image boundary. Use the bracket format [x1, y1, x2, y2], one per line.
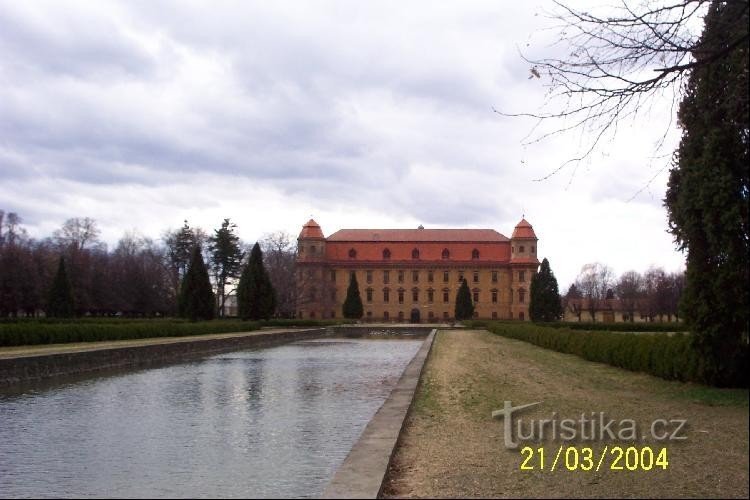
[562, 297, 682, 323]
[295, 218, 540, 322]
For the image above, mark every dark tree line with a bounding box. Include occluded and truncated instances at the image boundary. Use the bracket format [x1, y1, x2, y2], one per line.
[0, 211, 284, 319]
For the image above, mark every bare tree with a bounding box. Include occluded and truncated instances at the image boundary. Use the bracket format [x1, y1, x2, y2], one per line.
[615, 270, 644, 322]
[53, 217, 102, 252]
[576, 262, 615, 321]
[260, 231, 298, 318]
[498, 0, 748, 180]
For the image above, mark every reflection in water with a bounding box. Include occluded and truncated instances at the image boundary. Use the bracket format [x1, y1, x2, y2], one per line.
[0, 338, 422, 499]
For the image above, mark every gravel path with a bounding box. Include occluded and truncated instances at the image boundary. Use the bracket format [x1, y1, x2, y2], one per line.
[382, 329, 749, 498]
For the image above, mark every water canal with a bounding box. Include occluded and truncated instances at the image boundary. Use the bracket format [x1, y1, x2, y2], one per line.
[0, 337, 423, 498]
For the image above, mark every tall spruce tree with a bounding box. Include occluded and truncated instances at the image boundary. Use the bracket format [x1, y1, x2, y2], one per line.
[237, 243, 276, 320]
[529, 258, 563, 322]
[665, 1, 749, 387]
[178, 246, 215, 321]
[47, 256, 75, 318]
[342, 272, 364, 319]
[454, 278, 474, 321]
[209, 218, 243, 317]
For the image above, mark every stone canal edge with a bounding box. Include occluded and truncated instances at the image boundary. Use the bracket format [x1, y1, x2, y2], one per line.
[323, 328, 438, 499]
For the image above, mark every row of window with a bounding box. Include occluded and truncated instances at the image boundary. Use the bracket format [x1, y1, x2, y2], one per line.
[307, 287, 527, 305]
[327, 269, 528, 284]
[348, 247, 484, 260]
[300, 310, 526, 321]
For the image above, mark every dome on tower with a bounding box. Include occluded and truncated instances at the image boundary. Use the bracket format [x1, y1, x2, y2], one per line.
[298, 219, 324, 239]
[511, 218, 537, 239]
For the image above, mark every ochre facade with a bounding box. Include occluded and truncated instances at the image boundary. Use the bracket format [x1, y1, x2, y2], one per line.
[296, 219, 540, 322]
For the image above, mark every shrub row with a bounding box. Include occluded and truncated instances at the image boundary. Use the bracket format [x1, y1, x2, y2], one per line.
[536, 321, 689, 333]
[0, 318, 361, 347]
[486, 322, 703, 383]
[0, 320, 262, 347]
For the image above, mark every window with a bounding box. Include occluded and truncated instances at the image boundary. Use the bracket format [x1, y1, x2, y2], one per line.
[412, 248, 420, 259]
[491, 290, 498, 303]
[519, 311, 525, 320]
[473, 271, 479, 283]
[428, 270, 434, 283]
[383, 248, 391, 260]
[443, 271, 449, 282]
[330, 290, 336, 301]
[330, 311, 335, 319]
[366, 270, 373, 284]
[458, 271, 464, 282]
[383, 270, 390, 284]
[398, 311, 404, 321]
[492, 271, 498, 283]
[519, 245, 525, 253]
[519, 271, 526, 282]
[398, 289, 405, 304]
[428, 289, 434, 303]
[310, 287, 317, 301]
[383, 288, 390, 303]
[412, 270, 419, 283]
[531, 246, 536, 254]
[348, 248, 357, 259]
[442, 248, 450, 259]
[310, 246, 317, 254]
[366, 288, 373, 302]
[492, 311, 498, 319]
[307, 269, 314, 279]
[367, 311, 372, 319]
[443, 311, 449, 319]
[310, 311, 316, 318]
[519, 289, 526, 304]
[384, 311, 389, 320]
[443, 289, 450, 303]
[330, 270, 336, 282]
[473, 289, 479, 303]
[472, 248, 480, 260]
[412, 288, 419, 302]
[428, 311, 435, 320]
[398, 270, 404, 283]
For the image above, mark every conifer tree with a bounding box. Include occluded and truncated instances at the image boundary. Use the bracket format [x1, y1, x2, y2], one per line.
[665, 1, 749, 386]
[454, 278, 474, 321]
[178, 246, 215, 321]
[529, 258, 562, 322]
[342, 272, 364, 319]
[47, 256, 75, 318]
[237, 243, 276, 320]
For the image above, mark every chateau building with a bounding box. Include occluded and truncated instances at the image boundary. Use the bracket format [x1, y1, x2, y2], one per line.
[296, 218, 539, 322]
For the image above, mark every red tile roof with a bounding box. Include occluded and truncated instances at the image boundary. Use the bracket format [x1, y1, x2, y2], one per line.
[512, 218, 537, 239]
[298, 219, 325, 239]
[327, 228, 509, 242]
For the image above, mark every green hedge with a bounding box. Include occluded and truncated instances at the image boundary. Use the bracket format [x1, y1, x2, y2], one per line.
[0, 320, 262, 347]
[485, 322, 712, 384]
[536, 321, 689, 333]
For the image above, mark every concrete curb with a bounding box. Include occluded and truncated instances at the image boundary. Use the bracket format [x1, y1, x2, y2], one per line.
[0, 328, 327, 387]
[322, 329, 437, 499]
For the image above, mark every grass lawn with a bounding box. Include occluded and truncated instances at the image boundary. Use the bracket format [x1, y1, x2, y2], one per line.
[382, 329, 749, 499]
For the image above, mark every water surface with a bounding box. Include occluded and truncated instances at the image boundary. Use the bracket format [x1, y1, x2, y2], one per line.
[0, 338, 422, 498]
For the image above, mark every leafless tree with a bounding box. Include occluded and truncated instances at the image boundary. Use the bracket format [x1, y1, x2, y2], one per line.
[615, 270, 644, 322]
[497, 0, 748, 182]
[576, 262, 615, 321]
[53, 217, 103, 252]
[260, 231, 298, 318]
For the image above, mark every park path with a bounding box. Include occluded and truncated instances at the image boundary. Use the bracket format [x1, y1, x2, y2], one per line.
[382, 329, 748, 498]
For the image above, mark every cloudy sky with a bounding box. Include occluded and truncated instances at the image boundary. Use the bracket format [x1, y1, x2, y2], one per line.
[0, 0, 687, 287]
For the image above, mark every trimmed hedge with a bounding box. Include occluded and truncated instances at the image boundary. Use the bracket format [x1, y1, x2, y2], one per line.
[485, 322, 749, 387]
[0, 320, 261, 347]
[0, 318, 358, 347]
[536, 321, 689, 333]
